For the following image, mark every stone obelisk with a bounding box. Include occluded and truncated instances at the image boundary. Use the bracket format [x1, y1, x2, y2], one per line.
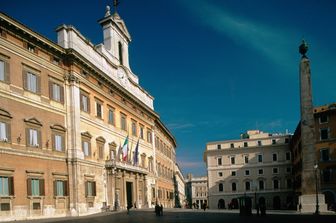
[298, 40, 327, 213]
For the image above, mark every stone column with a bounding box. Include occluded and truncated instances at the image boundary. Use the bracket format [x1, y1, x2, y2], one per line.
[64, 73, 82, 216]
[298, 41, 327, 213]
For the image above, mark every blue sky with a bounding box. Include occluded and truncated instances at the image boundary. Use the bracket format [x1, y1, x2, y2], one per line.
[2, 0, 336, 176]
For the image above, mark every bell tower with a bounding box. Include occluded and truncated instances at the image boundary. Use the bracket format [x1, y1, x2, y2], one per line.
[98, 4, 132, 69]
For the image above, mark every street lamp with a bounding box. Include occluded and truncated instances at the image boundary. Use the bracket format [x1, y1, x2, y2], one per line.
[314, 163, 320, 215]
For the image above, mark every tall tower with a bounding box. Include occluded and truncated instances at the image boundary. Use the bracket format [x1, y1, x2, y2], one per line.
[298, 40, 327, 213]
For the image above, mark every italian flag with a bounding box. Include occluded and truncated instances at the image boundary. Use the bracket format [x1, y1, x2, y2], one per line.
[122, 136, 129, 161]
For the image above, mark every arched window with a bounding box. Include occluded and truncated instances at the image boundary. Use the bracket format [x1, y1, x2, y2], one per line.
[245, 181, 250, 191]
[232, 182, 237, 191]
[219, 183, 223, 192]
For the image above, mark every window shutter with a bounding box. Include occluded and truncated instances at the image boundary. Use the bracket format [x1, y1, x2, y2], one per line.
[80, 94, 83, 111]
[52, 133, 55, 150]
[22, 69, 27, 90]
[53, 180, 57, 196]
[93, 181, 96, 196]
[60, 85, 64, 104]
[9, 176, 14, 196]
[64, 180, 68, 196]
[39, 179, 45, 196]
[26, 128, 30, 147]
[36, 75, 41, 94]
[27, 178, 32, 196]
[88, 142, 91, 156]
[85, 181, 88, 197]
[62, 135, 65, 152]
[6, 122, 11, 143]
[37, 129, 41, 148]
[4, 61, 10, 83]
[49, 81, 53, 100]
[87, 97, 91, 113]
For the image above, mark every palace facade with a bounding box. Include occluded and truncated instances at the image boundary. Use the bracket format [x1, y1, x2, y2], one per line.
[0, 6, 176, 221]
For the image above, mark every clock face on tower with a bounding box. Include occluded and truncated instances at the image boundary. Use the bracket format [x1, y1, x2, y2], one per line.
[117, 69, 129, 87]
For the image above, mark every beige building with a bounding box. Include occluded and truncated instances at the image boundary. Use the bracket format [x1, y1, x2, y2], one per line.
[204, 130, 293, 210]
[174, 163, 186, 208]
[0, 6, 176, 221]
[185, 174, 208, 209]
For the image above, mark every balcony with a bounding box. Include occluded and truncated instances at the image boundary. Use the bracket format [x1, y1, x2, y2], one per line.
[105, 159, 148, 175]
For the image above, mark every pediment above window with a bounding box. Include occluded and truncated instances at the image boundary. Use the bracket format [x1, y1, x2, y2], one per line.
[96, 136, 106, 143]
[81, 131, 92, 138]
[0, 108, 12, 119]
[50, 124, 66, 132]
[24, 117, 42, 126]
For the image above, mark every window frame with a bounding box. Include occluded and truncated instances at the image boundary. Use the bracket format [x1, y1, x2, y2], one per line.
[108, 107, 115, 126]
[80, 91, 90, 113]
[0, 55, 10, 83]
[22, 65, 41, 94]
[49, 79, 64, 103]
[120, 113, 127, 131]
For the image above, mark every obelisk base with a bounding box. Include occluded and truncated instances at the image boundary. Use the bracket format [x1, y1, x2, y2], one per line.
[298, 194, 327, 213]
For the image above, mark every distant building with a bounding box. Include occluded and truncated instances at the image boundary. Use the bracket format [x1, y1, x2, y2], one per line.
[291, 103, 336, 210]
[174, 163, 186, 208]
[185, 174, 208, 209]
[204, 130, 293, 210]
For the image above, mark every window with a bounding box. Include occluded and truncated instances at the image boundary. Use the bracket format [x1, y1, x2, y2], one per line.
[96, 137, 105, 160]
[139, 124, 144, 139]
[231, 171, 236, 176]
[231, 157, 235, 165]
[258, 141, 262, 146]
[0, 58, 10, 83]
[26, 128, 41, 148]
[120, 113, 127, 131]
[219, 183, 223, 192]
[286, 179, 292, 189]
[108, 108, 115, 125]
[82, 141, 90, 157]
[96, 101, 103, 118]
[54, 180, 68, 196]
[0, 176, 14, 196]
[244, 156, 249, 164]
[320, 128, 329, 140]
[258, 169, 264, 175]
[272, 139, 276, 145]
[49, 81, 64, 103]
[286, 152, 291, 161]
[245, 181, 250, 191]
[273, 167, 278, 174]
[230, 143, 234, 148]
[231, 182, 237, 191]
[0, 121, 10, 142]
[27, 178, 44, 196]
[51, 124, 66, 152]
[244, 142, 248, 147]
[25, 72, 39, 93]
[218, 172, 223, 177]
[131, 121, 137, 136]
[54, 134, 63, 152]
[259, 180, 264, 190]
[322, 169, 331, 182]
[217, 144, 221, 150]
[258, 154, 263, 163]
[273, 179, 279, 189]
[80, 92, 90, 113]
[118, 42, 123, 65]
[320, 114, 328, 123]
[273, 153, 278, 162]
[245, 170, 250, 176]
[320, 148, 330, 161]
[217, 157, 222, 166]
[285, 138, 289, 144]
[147, 129, 152, 143]
[85, 181, 96, 197]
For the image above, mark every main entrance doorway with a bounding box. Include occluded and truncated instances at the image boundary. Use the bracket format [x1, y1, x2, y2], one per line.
[126, 182, 133, 208]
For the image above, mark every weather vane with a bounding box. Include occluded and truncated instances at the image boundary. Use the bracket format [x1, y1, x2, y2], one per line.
[114, 0, 120, 13]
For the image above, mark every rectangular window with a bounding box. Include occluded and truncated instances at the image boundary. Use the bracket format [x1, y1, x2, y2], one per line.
[147, 130, 152, 143]
[231, 171, 236, 176]
[0, 176, 14, 196]
[98, 145, 104, 160]
[286, 152, 291, 161]
[26, 72, 37, 93]
[96, 102, 102, 118]
[28, 178, 44, 196]
[131, 121, 137, 136]
[82, 141, 90, 157]
[139, 125, 144, 139]
[0, 203, 10, 211]
[259, 180, 264, 190]
[54, 180, 68, 196]
[273, 180, 279, 189]
[258, 154, 263, 162]
[320, 128, 329, 140]
[273, 153, 278, 162]
[231, 157, 235, 164]
[319, 114, 328, 123]
[80, 92, 90, 113]
[54, 134, 63, 152]
[285, 138, 289, 144]
[273, 167, 278, 174]
[27, 128, 40, 148]
[0, 121, 10, 142]
[49, 82, 64, 103]
[245, 170, 250, 176]
[286, 179, 292, 189]
[217, 158, 222, 166]
[245, 181, 250, 191]
[108, 108, 115, 125]
[258, 169, 263, 175]
[244, 156, 249, 164]
[323, 169, 331, 182]
[320, 148, 330, 161]
[272, 139, 276, 145]
[230, 143, 234, 148]
[120, 113, 127, 131]
[85, 181, 96, 197]
[244, 142, 248, 147]
[258, 141, 262, 146]
[218, 172, 223, 177]
[217, 144, 221, 150]
[0, 60, 9, 82]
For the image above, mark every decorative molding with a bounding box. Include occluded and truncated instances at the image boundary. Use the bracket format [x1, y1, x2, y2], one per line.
[0, 108, 12, 119]
[24, 117, 42, 126]
[64, 73, 80, 84]
[96, 136, 106, 143]
[50, 124, 66, 132]
[81, 131, 92, 138]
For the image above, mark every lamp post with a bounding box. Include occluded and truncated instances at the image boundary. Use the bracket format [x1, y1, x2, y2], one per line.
[314, 163, 320, 215]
